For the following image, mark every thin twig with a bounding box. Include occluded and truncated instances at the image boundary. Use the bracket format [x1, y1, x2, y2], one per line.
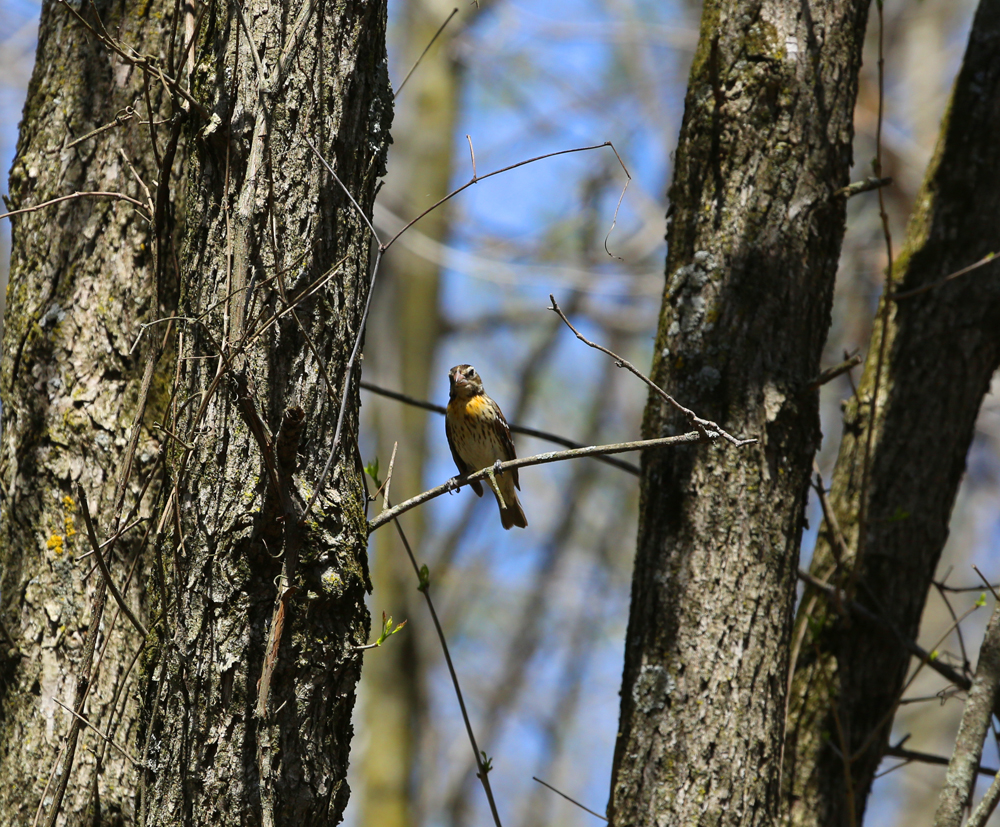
[52, 698, 141, 768]
[303, 135, 382, 245]
[601, 142, 632, 258]
[74, 516, 148, 561]
[369, 432, 705, 532]
[805, 354, 863, 392]
[56, 0, 209, 119]
[235, 0, 268, 85]
[0, 190, 150, 222]
[549, 294, 752, 446]
[118, 147, 154, 216]
[884, 744, 997, 777]
[77, 484, 149, 639]
[467, 134, 476, 178]
[532, 777, 607, 822]
[934, 573, 972, 677]
[812, 468, 849, 566]
[891, 253, 996, 301]
[371, 474, 504, 827]
[973, 566, 1000, 602]
[380, 441, 398, 515]
[935, 581, 1000, 594]
[303, 246, 384, 518]
[797, 568, 971, 692]
[833, 177, 892, 198]
[359, 379, 640, 475]
[384, 142, 624, 251]
[63, 106, 136, 151]
[394, 7, 459, 100]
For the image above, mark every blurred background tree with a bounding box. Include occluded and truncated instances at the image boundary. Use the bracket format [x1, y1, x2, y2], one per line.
[2, 0, 999, 825]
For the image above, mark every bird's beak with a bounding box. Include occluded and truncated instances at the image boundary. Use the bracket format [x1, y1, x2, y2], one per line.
[452, 373, 467, 386]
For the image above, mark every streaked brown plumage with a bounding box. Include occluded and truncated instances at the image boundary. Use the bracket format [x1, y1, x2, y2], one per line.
[445, 364, 527, 530]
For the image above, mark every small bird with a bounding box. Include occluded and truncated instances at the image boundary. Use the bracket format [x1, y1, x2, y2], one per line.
[445, 364, 528, 530]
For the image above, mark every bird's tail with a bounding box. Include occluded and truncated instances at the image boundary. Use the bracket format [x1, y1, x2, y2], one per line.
[496, 478, 528, 530]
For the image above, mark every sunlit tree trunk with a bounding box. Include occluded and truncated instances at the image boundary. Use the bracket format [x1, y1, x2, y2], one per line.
[0, 0, 392, 824]
[0, 2, 179, 822]
[610, 2, 869, 825]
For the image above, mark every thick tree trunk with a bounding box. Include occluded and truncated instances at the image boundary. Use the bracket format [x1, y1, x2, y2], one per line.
[783, 3, 1000, 824]
[609, 2, 869, 826]
[0, 0, 391, 824]
[0, 2, 177, 823]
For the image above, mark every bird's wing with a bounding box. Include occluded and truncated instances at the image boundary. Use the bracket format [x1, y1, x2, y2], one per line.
[493, 406, 520, 490]
[446, 415, 484, 497]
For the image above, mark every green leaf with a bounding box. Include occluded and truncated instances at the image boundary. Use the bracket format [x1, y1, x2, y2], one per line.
[374, 611, 408, 646]
[364, 457, 381, 486]
[976, 593, 987, 607]
[418, 564, 431, 593]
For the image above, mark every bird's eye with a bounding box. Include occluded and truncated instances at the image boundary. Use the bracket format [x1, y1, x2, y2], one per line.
[465, 368, 474, 377]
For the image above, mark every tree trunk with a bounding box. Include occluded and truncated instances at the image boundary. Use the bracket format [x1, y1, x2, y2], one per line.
[0, 1, 178, 822]
[609, 2, 869, 826]
[783, 2, 1000, 824]
[0, 0, 392, 824]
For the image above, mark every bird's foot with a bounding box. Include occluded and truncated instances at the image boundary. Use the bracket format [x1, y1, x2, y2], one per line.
[485, 466, 506, 508]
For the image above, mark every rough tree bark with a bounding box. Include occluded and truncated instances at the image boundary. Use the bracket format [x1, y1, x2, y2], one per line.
[609, 2, 869, 826]
[0, 0, 392, 824]
[0, 1, 178, 822]
[783, 2, 1000, 824]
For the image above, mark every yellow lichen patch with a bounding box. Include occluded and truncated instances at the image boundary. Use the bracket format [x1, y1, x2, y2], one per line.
[61, 495, 77, 539]
[47, 534, 65, 555]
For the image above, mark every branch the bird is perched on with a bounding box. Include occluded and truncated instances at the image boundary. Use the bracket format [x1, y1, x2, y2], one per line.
[368, 432, 705, 532]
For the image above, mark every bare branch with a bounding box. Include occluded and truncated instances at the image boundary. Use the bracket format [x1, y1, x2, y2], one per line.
[52, 698, 141, 768]
[935, 599, 1000, 827]
[77, 485, 150, 640]
[394, 7, 459, 100]
[884, 744, 997, 778]
[805, 354, 863, 391]
[797, 568, 971, 692]
[532, 777, 607, 822]
[0, 190, 150, 222]
[368, 432, 706, 532]
[891, 253, 997, 301]
[384, 142, 625, 251]
[548, 294, 754, 446]
[832, 176, 892, 198]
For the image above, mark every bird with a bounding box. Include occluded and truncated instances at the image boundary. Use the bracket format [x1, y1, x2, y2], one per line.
[445, 364, 528, 530]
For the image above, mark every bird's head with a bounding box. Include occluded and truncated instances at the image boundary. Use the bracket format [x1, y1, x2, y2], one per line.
[448, 364, 484, 400]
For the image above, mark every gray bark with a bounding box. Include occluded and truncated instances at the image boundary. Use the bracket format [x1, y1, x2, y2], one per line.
[610, 2, 869, 825]
[0, 0, 392, 824]
[0, 1, 176, 823]
[934, 602, 1000, 827]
